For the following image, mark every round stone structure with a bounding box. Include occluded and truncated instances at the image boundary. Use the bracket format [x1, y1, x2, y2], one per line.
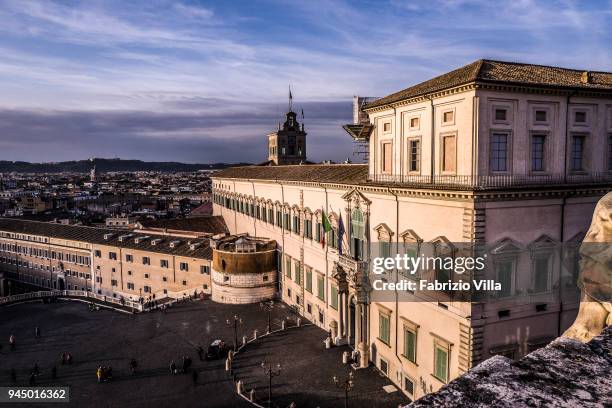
[210, 235, 277, 304]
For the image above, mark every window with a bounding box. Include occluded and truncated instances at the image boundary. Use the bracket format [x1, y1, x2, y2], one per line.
[443, 111, 454, 123]
[292, 215, 300, 234]
[571, 136, 585, 171]
[285, 256, 292, 279]
[379, 358, 389, 376]
[163, 277, 167, 282]
[304, 218, 313, 239]
[535, 110, 547, 122]
[531, 134, 545, 172]
[403, 327, 417, 363]
[160, 259, 169, 268]
[382, 142, 392, 174]
[575, 111, 586, 123]
[200, 265, 210, 274]
[408, 139, 420, 172]
[143, 286, 151, 293]
[317, 274, 325, 300]
[495, 259, 514, 297]
[94, 250, 101, 258]
[180, 262, 189, 272]
[126, 254, 133, 262]
[111, 279, 117, 287]
[383, 122, 391, 132]
[410, 117, 419, 128]
[404, 376, 415, 396]
[142, 256, 150, 265]
[534, 255, 550, 292]
[328, 228, 337, 249]
[442, 135, 456, 173]
[127, 282, 134, 290]
[379, 313, 390, 345]
[305, 268, 312, 292]
[330, 285, 338, 310]
[294, 260, 301, 285]
[433, 343, 449, 383]
[109, 252, 117, 260]
[490, 133, 508, 172]
[182, 280, 187, 286]
[144, 273, 149, 279]
[495, 109, 507, 121]
[287, 287, 292, 298]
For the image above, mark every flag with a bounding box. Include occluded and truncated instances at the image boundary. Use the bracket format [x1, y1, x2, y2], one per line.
[322, 210, 332, 233]
[320, 222, 325, 248]
[338, 213, 345, 255]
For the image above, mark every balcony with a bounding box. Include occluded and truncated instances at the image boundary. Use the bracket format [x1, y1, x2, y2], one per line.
[337, 254, 368, 275]
[368, 173, 612, 190]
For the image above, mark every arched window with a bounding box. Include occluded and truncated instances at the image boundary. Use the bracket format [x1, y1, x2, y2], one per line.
[351, 208, 365, 260]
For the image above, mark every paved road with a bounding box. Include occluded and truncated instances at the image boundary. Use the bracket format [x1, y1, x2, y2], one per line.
[0, 299, 408, 407]
[233, 325, 408, 408]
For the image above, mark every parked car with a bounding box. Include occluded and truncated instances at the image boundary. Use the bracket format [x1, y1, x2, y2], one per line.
[206, 339, 229, 360]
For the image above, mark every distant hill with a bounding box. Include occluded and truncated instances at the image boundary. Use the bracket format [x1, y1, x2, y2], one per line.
[0, 158, 252, 173]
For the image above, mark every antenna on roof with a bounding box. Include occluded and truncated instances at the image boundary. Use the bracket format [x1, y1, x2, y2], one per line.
[288, 85, 293, 112]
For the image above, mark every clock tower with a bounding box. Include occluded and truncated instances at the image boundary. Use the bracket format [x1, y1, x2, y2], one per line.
[267, 102, 307, 165]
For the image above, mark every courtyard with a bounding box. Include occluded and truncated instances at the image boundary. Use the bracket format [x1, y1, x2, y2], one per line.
[0, 299, 408, 407]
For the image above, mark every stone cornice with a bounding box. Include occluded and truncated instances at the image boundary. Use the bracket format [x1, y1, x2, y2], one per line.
[213, 177, 610, 202]
[363, 81, 612, 114]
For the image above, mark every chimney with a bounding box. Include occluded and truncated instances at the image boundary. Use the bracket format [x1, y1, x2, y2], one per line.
[580, 71, 592, 84]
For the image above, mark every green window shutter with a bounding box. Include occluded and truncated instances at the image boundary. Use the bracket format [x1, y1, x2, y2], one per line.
[285, 258, 291, 278]
[405, 330, 415, 362]
[379, 314, 390, 344]
[435, 347, 448, 382]
[331, 285, 338, 309]
[306, 270, 312, 292]
[317, 276, 325, 300]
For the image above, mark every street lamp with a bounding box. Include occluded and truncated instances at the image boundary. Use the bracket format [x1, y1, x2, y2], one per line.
[333, 371, 354, 408]
[260, 301, 274, 333]
[261, 361, 281, 408]
[226, 315, 243, 351]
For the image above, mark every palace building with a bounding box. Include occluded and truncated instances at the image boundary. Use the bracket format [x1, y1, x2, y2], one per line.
[211, 59, 612, 400]
[1, 59, 611, 401]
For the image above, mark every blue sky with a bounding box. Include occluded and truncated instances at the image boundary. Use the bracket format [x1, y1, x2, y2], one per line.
[0, 0, 611, 163]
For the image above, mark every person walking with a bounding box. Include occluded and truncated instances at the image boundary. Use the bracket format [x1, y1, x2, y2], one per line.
[9, 334, 15, 351]
[29, 372, 36, 386]
[35, 326, 41, 338]
[169, 361, 176, 375]
[197, 346, 204, 361]
[66, 352, 72, 365]
[96, 367, 102, 383]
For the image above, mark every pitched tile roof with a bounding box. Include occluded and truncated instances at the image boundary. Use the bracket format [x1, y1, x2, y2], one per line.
[367, 59, 612, 109]
[0, 218, 212, 259]
[213, 164, 368, 184]
[139, 216, 228, 235]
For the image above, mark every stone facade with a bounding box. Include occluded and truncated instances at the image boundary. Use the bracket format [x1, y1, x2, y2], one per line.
[210, 236, 277, 304]
[212, 59, 612, 401]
